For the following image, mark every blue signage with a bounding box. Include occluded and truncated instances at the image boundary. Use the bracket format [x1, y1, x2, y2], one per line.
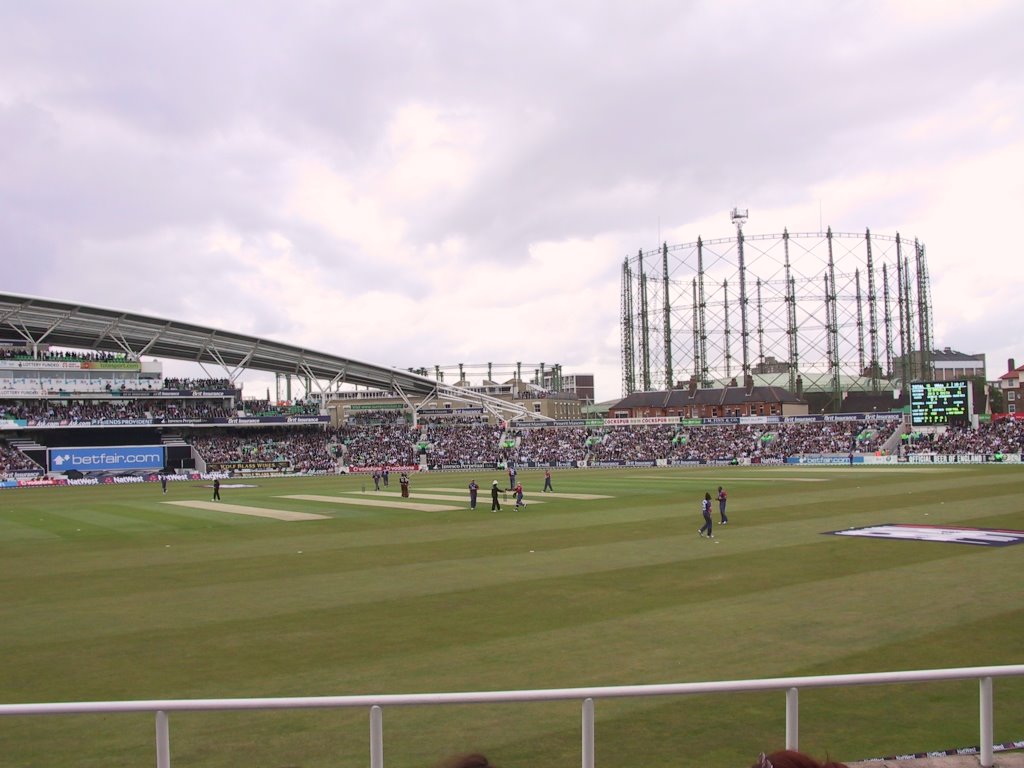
[48, 445, 166, 471]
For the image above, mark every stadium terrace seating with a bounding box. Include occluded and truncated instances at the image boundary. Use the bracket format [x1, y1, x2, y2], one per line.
[0, 440, 44, 474]
[905, 420, 1024, 455]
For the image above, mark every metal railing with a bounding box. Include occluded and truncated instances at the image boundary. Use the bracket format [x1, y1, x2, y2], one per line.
[2, 664, 1022, 768]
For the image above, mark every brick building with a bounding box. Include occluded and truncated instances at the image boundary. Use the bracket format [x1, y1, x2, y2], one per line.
[997, 358, 1024, 415]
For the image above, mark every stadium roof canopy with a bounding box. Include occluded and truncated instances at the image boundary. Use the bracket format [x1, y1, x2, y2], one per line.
[0, 293, 541, 420]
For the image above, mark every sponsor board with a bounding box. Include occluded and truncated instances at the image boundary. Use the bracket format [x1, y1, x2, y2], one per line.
[604, 416, 682, 426]
[419, 407, 484, 415]
[15, 414, 329, 428]
[861, 454, 900, 464]
[0, 360, 141, 371]
[513, 419, 591, 428]
[347, 464, 420, 474]
[906, 453, 1021, 464]
[206, 461, 290, 472]
[827, 523, 1024, 547]
[226, 415, 329, 425]
[145, 473, 200, 483]
[603, 413, 901, 428]
[589, 460, 659, 468]
[786, 455, 861, 465]
[429, 462, 499, 471]
[114, 388, 239, 397]
[865, 738, 1024, 762]
[48, 445, 166, 471]
[2, 478, 68, 489]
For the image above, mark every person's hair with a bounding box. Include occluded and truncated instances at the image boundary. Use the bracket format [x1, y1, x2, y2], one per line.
[754, 750, 849, 768]
[435, 754, 494, 768]
[705, 492, 712, 500]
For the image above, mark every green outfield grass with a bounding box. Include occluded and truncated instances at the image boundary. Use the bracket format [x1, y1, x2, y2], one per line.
[1, 465, 1022, 768]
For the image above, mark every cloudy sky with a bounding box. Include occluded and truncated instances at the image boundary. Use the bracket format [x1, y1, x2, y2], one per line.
[2, 1, 1021, 402]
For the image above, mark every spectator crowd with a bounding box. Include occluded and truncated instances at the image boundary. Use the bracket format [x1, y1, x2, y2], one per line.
[239, 398, 320, 417]
[0, 399, 232, 422]
[1, 440, 41, 475]
[904, 419, 1024, 456]
[0, 349, 130, 362]
[162, 377, 233, 391]
[190, 428, 339, 473]
[337, 424, 419, 467]
[3, 416, 1022, 478]
[184, 417, 1023, 472]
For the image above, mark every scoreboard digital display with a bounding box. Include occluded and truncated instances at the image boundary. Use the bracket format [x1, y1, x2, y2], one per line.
[909, 380, 972, 426]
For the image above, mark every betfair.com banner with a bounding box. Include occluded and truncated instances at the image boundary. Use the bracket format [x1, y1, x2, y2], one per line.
[47, 445, 165, 471]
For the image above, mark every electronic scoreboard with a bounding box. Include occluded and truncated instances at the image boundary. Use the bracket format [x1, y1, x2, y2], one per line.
[909, 380, 973, 427]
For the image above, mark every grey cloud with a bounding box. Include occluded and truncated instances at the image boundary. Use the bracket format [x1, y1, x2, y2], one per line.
[1, 1, 1022, 399]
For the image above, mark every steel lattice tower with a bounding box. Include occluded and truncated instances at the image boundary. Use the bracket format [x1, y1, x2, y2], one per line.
[620, 225, 934, 397]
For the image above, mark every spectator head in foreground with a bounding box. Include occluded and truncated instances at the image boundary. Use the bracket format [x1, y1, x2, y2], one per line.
[754, 750, 849, 768]
[434, 754, 495, 768]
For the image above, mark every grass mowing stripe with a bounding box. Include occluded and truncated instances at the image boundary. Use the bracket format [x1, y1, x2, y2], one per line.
[164, 500, 329, 521]
[285, 493, 464, 512]
[3, 528, 1012, 682]
[0, 494, 1014, 638]
[0, 512, 64, 540]
[14, 551, 1013, 703]
[0, 465, 1021, 768]
[341, 490, 549, 504]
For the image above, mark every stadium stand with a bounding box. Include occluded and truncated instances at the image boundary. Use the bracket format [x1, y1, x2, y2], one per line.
[1, 326, 1020, 484]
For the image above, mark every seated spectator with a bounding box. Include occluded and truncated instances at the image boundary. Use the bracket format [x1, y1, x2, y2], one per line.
[905, 419, 1024, 456]
[338, 423, 417, 467]
[0, 441, 43, 475]
[423, 423, 506, 466]
[163, 377, 233, 391]
[239, 397, 320, 417]
[434, 755, 495, 768]
[188, 426, 343, 472]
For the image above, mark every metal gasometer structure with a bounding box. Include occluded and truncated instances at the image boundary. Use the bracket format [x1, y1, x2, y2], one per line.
[621, 212, 935, 400]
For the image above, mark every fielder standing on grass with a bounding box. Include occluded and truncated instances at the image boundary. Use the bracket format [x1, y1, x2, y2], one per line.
[490, 480, 501, 512]
[698, 492, 714, 538]
[717, 485, 728, 524]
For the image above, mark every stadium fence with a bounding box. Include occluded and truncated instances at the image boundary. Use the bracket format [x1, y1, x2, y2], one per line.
[2, 664, 1023, 767]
